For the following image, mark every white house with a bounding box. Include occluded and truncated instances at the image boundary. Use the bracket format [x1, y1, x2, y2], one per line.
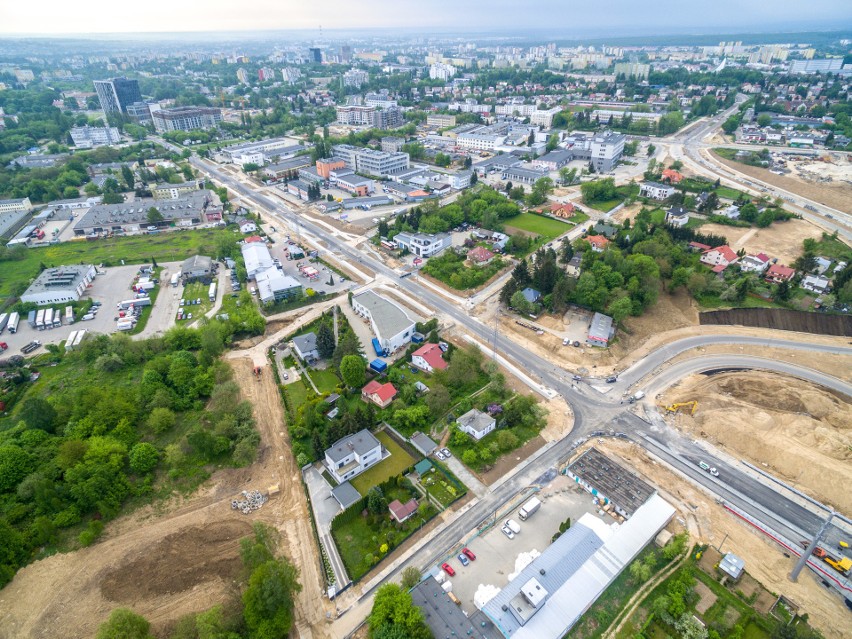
[456, 408, 496, 441]
[352, 290, 416, 354]
[238, 219, 258, 233]
[665, 206, 689, 227]
[740, 253, 771, 273]
[292, 332, 319, 361]
[639, 181, 676, 200]
[393, 232, 452, 258]
[324, 429, 384, 484]
[700, 245, 739, 268]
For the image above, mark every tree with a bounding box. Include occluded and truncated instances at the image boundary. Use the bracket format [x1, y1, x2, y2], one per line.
[546, 133, 559, 151]
[367, 487, 387, 515]
[95, 608, 155, 639]
[146, 207, 164, 224]
[242, 558, 301, 639]
[368, 583, 431, 639]
[129, 443, 159, 474]
[434, 153, 451, 168]
[339, 355, 366, 388]
[19, 397, 57, 432]
[147, 406, 176, 433]
[462, 449, 478, 467]
[121, 165, 135, 189]
[757, 113, 772, 127]
[510, 289, 537, 315]
[401, 566, 422, 590]
[607, 296, 633, 324]
[647, 144, 656, 157]
[316, 322, 336, 359]
[424, 384, 451, 417]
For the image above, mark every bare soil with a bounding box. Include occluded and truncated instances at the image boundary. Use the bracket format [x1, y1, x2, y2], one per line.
[710, 151, 852, 214]
[662, 371, 852, 513]
[0, 358, 332, 639]
[699, 218, 823, 265]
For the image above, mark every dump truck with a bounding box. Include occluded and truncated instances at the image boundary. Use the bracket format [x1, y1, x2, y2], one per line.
[518, 497, 542, 521]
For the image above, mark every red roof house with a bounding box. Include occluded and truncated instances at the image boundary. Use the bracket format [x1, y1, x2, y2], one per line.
[587, 235, 610, 252]
[662, 168, 684, 184]
[688, 241, 711, 252]
[244, 235, 264, 243]
[361, 380, 398, 408]
[700, 245, 739, 268]
[388, 498, 419, 523]
[543, 201, 576, 218]
[765, 264, 796, 283]
[468, 246, 495, 264]
[411, 343, 448, 373]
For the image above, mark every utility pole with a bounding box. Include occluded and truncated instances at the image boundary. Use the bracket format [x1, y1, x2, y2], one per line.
[790, 512, 834, 582]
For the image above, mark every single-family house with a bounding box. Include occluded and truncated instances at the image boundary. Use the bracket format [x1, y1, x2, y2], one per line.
[661, 168, 684, 184]
[587, 312, 615, 347]
[587, 235, 610, 252]
[468, 246, 495, 264]
[565, 254, 583, 278]
[700, 245, 739, 269]
[593, 222, 618, 238]
[238, 219, 258, 233]
[814, 256, 832, 275]
[292, 332, 319, 361]
[361, 380, 398, 408]
[801, 274, 831, 294]
[665, 206, 689, 227]
[541, 201, 576, 218]
[688, 241, 711, 252]
[181, 255, 215, 282]
[324, 429, 384, 484]
[522, 287, 542, 304]
[720, 205, 740, 220]
[388, 498, 419, 524]
[394, 231, 451, 258]
[411, 343, 448, 373]
[765, 264, 796, 283]
[719, 553, 745, 581]
[456, 408, 497, 441]
[639, 181, 676, 200]
[740, 253, 771, 273]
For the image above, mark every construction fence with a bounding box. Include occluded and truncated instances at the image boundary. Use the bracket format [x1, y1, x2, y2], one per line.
[699, 308, 852, 337]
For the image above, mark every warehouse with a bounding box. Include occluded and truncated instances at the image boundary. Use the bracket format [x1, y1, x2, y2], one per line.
[566, 447, 655, 518]
[21, 264, 97, 305]
[351, 290, 415, 354]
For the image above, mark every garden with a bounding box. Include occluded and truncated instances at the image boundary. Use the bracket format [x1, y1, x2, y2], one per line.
[421, 249, 506, 291]
[418, 462, 467, 508]
[350, 430, 417, 495]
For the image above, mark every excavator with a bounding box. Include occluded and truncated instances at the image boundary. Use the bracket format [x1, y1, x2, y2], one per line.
[799, 541, 852, 575]
[662, 401, 698, 416]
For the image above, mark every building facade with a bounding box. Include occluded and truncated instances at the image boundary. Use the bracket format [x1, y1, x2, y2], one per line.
[590, 131, 626, 173]
[70, 125, 121, 148]
[93, 77, 143, 115]
[152, 107, 223, 133]
[394, 231, 451, 258]
[21, 264, 96, 305]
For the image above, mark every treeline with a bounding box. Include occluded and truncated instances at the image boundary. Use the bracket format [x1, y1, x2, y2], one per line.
[0, 323, 260, 587]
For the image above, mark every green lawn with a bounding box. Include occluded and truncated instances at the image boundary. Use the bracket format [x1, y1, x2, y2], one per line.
[306, 368, 340, 394]
[586, 198, 622, 213]
[0, 228, 235, 302]
[503, 212, 574, 240]
[420, 467, 465, 507]
[179, 281, 214, 321]
[715, 186, 746, 200]
[350, 430, 417, 495]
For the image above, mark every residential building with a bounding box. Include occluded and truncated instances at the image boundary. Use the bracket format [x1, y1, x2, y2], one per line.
[530, 106, 563, 128]
[324, 429, 384, 484]
[258, 67, 276, 82]
[700, 245, 739, 269]
[332, 145, 410, 176]
[592, 222, 617, 238]
[587, 312, 614, 346]
[429, 63, 456, 81]
[639, 181, 675, 200]
[393, 231, 451, 258]
[540, 201, 575, 218]
[352, 290, 416, 354]
[456, 409, 496, 440]
[263, 157, 312, 181]
[236, 68, 250, 84]
[448, 170, 472, 189]
[181, 255, 215, 282]
[661, 168, 684, 184]
[740, 253, 771, 273]
[152, 106, 222, 133]
[665, 206, 689, 227]
[427, 113, 456, 128]
[590, 131, 626, 173]
[565, 254, 583, 278]
[93, 77, 143, 115]
[292, 332, 319, 361]
[801, 274, 831, 294]
[468, 246, 495, 264]
[388, 498, 419, 523]
[241, 242, 275, 279]
[522, 287, 541, 304]
[457, 132, 505, 151]
[152, 179, 202, 199]
[73, 191, 221, 236]
[381, 136, 406, 153]
[342, 68, 369, 88]
[70, 125, 121, 149]
[533, 150, 573, 171]
[330, 170, 374, 196]
[365, 93, 398, 109]
[719, 553, 745, 581]
[238, 219, 258, 233]
[765, 264, 796, 283]
[372, 106, 404, 130]
[789, 59, 845, 74]
[614, 62, 650, 80]
[0, 197, 33, 214]
[335, 104, 375, 126]
[587, 235, 609, 252]
[411, 343, 448, 373]
[21, 264, 96, 305]
[361, 380, 398, 408]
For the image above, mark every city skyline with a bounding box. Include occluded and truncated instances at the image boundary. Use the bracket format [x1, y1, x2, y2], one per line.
[1, 0, 851, 36]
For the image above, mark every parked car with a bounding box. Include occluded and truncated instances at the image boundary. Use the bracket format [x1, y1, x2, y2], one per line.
[441, 562, 455, 577]
[606, 376, 617, 383]
[462, 547, 476, 561]
[441, 448, 452, 458]
[435, 451, 447, 461]
[457, 553, 470, 567]
[501, 524, 515, 540]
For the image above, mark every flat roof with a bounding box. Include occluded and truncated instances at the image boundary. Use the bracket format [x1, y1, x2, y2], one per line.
[331, 482, 362, 508]
[74, 190, 216, 229]
[411, 577, 504, 639]
[588, 312, 614, 342]
[568, 447, 654, 516]
[22, 264, 94, 297]
[325, 428, 381, 464]
[352, 290, 415, 341]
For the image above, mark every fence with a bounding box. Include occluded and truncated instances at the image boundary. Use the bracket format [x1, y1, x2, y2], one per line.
[699, 308, 852, 337]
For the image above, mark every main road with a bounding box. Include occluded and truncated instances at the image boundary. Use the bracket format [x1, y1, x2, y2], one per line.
[185, 152, 852, 608]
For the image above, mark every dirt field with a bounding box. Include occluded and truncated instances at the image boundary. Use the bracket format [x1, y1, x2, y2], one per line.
[661, 371, 852, 513]
[594, 439, 849, 639]
[699, 218, 822, 265]
[0, 358, 332, 639]
[710, 151, 852, 214]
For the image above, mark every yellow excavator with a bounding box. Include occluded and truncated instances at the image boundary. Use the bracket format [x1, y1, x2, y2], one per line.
[662, 401, 698, 416]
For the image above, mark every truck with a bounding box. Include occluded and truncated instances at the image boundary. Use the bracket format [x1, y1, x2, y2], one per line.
[65, 330, 79, 351]
[36, 309, 45, 330]
[53, 310, 62, 328]
[208, 282, 217, 302]
[118, 297, 150, 309]
[116, 319, 135, 331]
[27, 310, 36, 329]
[21, 340, 41, 354]
[372, 338, 387, 358]
[0, 313, 7, 334]
[698, 461, 719, 477]
[517, 497, 542, 521]
[44, 308, 54, 329]
[7, 312, 20, 334]
[799, 541, 852, 575]
[369, 359, 388, 374]
[170, 273, 180, 288]
[628, 390, 646, 403]
[73, 330, 86, 347]
[65, 306, 74, 324]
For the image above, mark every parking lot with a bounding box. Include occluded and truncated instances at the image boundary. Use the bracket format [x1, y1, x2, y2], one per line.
[436, 475, 607, 614]
[263, 245, 352, 297]
[1, 264, 146, 353]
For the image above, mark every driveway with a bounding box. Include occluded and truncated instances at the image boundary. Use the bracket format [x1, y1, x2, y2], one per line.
[303, 465, 349, 590]
[443, 456, 488, 498]
[137, 261, 183, 338]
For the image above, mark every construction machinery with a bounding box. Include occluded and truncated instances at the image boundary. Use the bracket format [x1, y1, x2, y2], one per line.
[253, 366, 262, 381]
[662, 401, 698, 416]
[799, 541, 852, 575]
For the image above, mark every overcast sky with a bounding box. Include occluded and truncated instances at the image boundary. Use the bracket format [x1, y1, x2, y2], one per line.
[1, 0, 851, 35]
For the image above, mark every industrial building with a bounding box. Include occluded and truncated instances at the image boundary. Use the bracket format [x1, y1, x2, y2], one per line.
[566, 447, 655, 518]
[255, 269, 302, 304]
[411, 577, 503, 639]
[73, 191, 221, 235]
[70, 125, 121, 148]
[181, 255, 215, 282]
[21, 264, 96, 305]
[351, 290, 416, 354]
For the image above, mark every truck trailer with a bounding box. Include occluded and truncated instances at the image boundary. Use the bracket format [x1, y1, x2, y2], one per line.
[27, 310, 36, 329]
[44, 308, 54, 328]
[36, 309, 45, 330]
[65, 330, 79, 351]
[518, 497, 542, 521]
[65, 306, 74, 324]
[7, 312, 20, 334]
[118, 297, 150, 309]
[208, 282, 217, 302]
[0, 313, 7, 334]
[170, 273, 180, 287]
[53, 310, 62, 328]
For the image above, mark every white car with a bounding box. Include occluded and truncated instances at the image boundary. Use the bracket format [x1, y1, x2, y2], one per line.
[435, 451, 447, 460]
[501, 525, 515, 539]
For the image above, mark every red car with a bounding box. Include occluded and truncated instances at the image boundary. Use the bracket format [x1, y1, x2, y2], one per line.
[462, 547, 476, 561]
[441, 562, 455, 577]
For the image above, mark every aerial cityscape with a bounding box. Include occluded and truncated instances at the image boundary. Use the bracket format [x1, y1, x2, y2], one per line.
[0, 4, 850, 639]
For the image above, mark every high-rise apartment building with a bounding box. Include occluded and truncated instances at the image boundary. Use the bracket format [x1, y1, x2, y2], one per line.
[93, 77, 143, 115]
[152, 107, 223, 133]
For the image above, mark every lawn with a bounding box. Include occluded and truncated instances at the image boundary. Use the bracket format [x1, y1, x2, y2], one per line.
[349, 430, 417, 495]
[420, 465, 466, 507]
[504, 212, 574, 240]
[179, 281, 214, 321]
[306, 368, 340, 394]
[715, 186, 746, 200]
[586, 198, 622, 213]
[0, 228, 234, 302]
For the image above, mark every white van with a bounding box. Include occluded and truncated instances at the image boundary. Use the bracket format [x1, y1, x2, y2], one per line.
[249, 286, 257, 296]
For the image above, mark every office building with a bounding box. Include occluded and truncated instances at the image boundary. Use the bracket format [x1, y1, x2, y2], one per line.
[125, 102, 152, 124]
[351, 289, 416, 354]
[69, 125, 121, 149]
[332, 144, 410, 176]
[309, 47, 322, 63]
[93, 77, 143, 115]
[393, 231, 451, 258]
[427, 113, 456, 128]
[152, 106, 222, 133]
[530, 106, 563, 128]
[457, 132, 505, 151]
[381, 136, 406, 153]
[0, 197, 33, 214]
[21, 264, 97, 305]
[590, 131, 626, 173]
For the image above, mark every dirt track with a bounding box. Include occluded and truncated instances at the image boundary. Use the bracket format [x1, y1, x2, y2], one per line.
[0, 358, 331, 639]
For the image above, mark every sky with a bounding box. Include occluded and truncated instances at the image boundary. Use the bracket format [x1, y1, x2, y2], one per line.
[1, 0, 851, 36]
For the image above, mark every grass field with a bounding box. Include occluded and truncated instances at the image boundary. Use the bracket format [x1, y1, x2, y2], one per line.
[586, 198, 622, 213]
[350, 430, 417, 495]
[0, 228, 235, 302]
[306, 368, 340, 394]
[504, 212, 574, 240]
[180, 281, 213, 321]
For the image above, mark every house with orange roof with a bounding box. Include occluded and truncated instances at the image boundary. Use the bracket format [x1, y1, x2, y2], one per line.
[587, 235, 610, 252]
[411, 343, 448, 373]
[361, 380, 398, 408]
[468, 246, 496, 264]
